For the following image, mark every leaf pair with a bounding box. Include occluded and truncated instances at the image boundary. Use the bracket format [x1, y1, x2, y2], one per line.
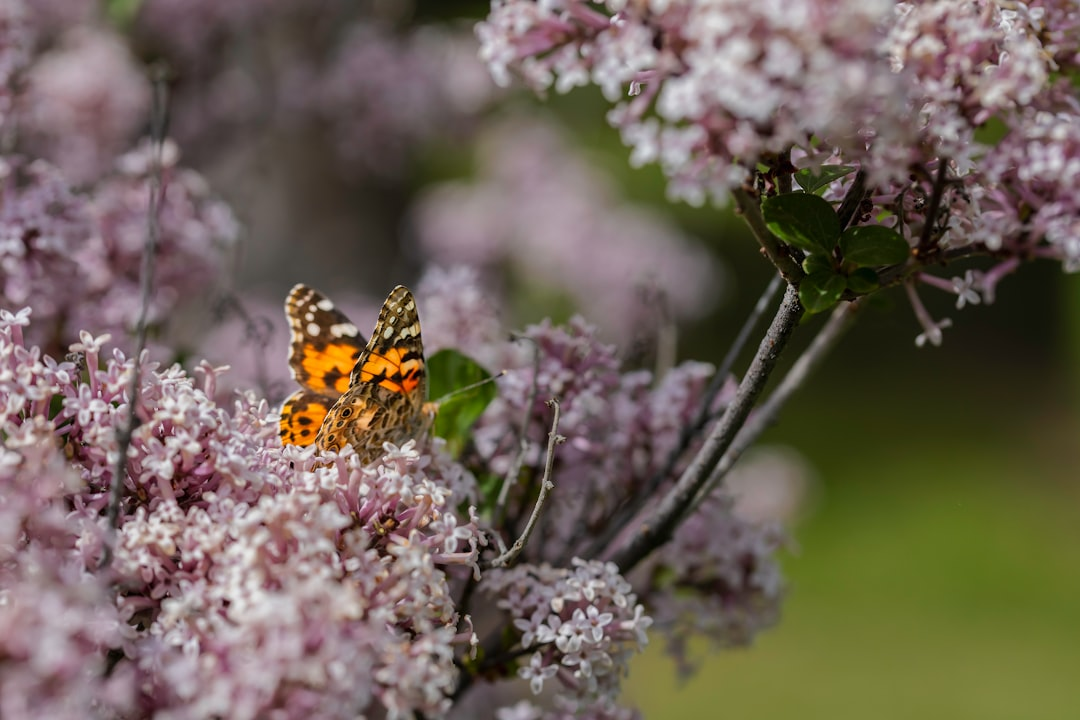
[762, 192, 910, 313]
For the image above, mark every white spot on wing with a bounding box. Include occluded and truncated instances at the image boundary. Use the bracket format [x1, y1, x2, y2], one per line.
[307, 322, 321, 336]
[316, 299, 334, 311]
[330, 322, 358, 338]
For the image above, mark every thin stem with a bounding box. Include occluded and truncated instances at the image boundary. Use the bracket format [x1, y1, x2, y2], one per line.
[732, 187, 804, 283]
[607, 284, 804, 572]
[916, 160, 950, 254]
[694, 298, 862, 507]
[836, 170, 868, 230]
[494, 337, 541, 525]
[100, 68, 168, 571]
[777, 149, 793, 195]
[486, 399, 564, 569]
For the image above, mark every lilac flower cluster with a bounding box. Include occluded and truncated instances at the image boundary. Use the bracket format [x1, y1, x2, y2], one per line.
[79, 141, 239, 347]
[0, 3, 30, 132]
[1, 307, 485, 718]
[135, 0, 496, 180]
[0, 0, 148, 184]
[479, 0, 1074, 201]
[478, 0, 905, 205]
[484, 559, 652, 704]
[471, 314, 732, 558]
[457, 286, 787, 707]
[477, 0, 1080, 342]
[0, 316, 136, 719]
[19, 27, 150, 183]
[495, 699, 643, 720]
[412, 118, 722, 342]
[136, 0, 308, 62]
[417, 266, 508, 369]
[0, 158, 94, 352]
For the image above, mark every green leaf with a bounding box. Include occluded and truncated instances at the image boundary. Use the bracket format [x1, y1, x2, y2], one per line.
[802, 253, 834, 276]
[427, 349, 497, 457]
[839, 225, 911, 267]
[794, 164, 857, 194]
[799, 271, 846, 314]
[762, 193, 841, 253]
[845, 267, 880, 294]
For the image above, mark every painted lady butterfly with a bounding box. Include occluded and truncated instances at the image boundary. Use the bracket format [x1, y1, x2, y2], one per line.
[279, 284, 432, 463]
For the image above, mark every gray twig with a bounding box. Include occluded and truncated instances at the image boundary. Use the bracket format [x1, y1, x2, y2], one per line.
[917, 160, 950, 254]
[836, 169, 868, 230]
[486, 398, 563, 569]
[494, 336, 541, 524]
[100, 67, 169, 570]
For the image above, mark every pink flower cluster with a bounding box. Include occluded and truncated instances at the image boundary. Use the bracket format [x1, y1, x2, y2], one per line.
[136, 0, 308, 62]
[484, 559, 652, 705]
[1, 307, 485, 718]
[0, 3, 30, 132]
[0, 159, 93, 352]
[478, 0, 905, 205]
[135, 0, 496, 180]
[479, 0, 1075, 202]
[495, 699, 643, 720]
[471, 315, 731, 558]
[0, 0, 149, 184]
[19, 27, 149, 184]
[0, 316, 135, 719]
[0, 2, 237, 354]
[478, 0, 1080, 341]
[455, 290, 786, 706]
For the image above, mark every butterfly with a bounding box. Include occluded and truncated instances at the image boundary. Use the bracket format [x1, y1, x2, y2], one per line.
[279, 284, 432, 463]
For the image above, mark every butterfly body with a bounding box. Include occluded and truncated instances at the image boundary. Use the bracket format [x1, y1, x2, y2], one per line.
[280, 284, 431, 463]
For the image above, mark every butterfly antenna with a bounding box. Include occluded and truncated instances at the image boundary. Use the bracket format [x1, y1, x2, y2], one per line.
[433, 370, 506, 405]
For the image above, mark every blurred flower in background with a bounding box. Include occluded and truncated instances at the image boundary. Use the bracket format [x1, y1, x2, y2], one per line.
[281, 23, 496, 180]
[412, 117, 724, 344]
[19, 26, 149, 184]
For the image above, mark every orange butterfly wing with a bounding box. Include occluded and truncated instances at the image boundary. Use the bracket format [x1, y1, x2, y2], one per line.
[279, 284, 366, 447]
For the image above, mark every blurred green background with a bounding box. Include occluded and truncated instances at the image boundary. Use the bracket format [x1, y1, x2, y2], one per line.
[625, 268, 1080, 717]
